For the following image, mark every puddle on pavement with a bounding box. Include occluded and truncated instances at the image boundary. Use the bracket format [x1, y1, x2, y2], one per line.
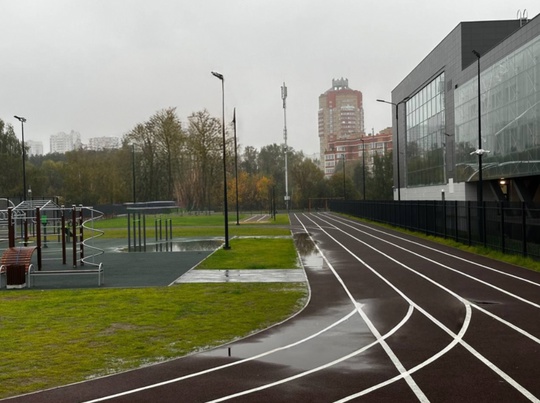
[117, 239, 223, 253]
[294, 233, 324, 270]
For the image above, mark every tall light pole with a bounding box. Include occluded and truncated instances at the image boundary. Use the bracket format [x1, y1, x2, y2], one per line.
[377, 97, 409, 201]
[14, 115, 27, 201]
[472, 50, 483, 204]
[360, 137, 366, 200]
[341, 153, 346, 199]
[472, 49, 486, 245]
[281, 83, 290, 212]
[211, 71, 230, 250]
[132, 144, 136, 203]
[232, 108, 239, 225]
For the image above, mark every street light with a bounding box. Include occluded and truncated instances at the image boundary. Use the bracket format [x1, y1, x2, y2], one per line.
[377, 97, 409, 201]
[341, 153, 346, 200]
[360, 137, 366, 200]
[472, 49, 486, 245]
[472, 49, 483, 204]
[14, 115, 27, 201]
[281, 83, 290, 212]
[211, 71, 230, 250]
[232, 108, 239, 225]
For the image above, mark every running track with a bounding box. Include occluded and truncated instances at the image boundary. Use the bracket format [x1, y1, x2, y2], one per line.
[6, 212, 540, 402]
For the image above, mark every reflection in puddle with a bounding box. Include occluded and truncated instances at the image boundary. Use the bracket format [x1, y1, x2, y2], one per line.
[293, 233, 324, 270]
[118, 239, 223, 253]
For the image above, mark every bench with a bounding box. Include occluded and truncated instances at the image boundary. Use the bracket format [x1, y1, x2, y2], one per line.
[0, 247, 37, 289]
[28, 263, 104, 288]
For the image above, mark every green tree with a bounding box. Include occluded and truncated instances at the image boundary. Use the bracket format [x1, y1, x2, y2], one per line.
[368, 151, 393, 200]
[0, 119, 24, 197]
[291, 158, 325, 209]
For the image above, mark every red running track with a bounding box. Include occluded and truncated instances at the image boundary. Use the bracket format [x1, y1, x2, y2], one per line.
[5, 212, 540, 402]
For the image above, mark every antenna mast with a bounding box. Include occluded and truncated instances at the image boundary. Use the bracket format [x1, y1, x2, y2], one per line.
[281, 83, 290, 212]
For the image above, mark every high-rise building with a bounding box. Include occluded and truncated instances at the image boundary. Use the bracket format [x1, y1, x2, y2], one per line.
[25, 140, 44, 156]
[318, 78, 365, 176]
[88, 136, 120, 151]
[50, 130, 82, 154]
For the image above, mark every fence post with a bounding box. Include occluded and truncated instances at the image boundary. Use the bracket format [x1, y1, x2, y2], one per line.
[467, 201, 472, 246]
[500, 202, 505, 254]
[522, 202, 527, 257]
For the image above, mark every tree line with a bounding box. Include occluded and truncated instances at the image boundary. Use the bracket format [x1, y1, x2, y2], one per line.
[0, 109, 393, 210]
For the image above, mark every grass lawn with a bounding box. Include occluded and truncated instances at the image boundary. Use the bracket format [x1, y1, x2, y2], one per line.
[92, 213, 291, 238]
[0, 283, 306, 399]
[0, 214, 307, 399]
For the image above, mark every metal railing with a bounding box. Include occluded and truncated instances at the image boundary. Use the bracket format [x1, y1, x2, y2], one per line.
[330, 200, 540, 260]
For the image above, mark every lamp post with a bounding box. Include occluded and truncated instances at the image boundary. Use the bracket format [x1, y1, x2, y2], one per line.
[232, 108, 239, 225]
[472, 50, 483, 204]
[132, 144, 136, 203]
[472, 49, 486, 245]
[341, 153, 346, 199]
[360, 137, 366, 200]
[281, 83, 290, 212]
[377, 98, 409, 201]
[14, 115, 27, 201]
[211, 71, 230, 249]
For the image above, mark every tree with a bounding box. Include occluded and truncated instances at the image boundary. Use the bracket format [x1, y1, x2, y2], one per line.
[186, 109, 223, 211]
[291, 158, 325, 209]
[0, 119, 24, 197]
[240, 146, 258, 174]
[368, 151, 393, 200]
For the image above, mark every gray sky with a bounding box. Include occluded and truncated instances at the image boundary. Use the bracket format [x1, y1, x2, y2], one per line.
[2, 0, 538, 155]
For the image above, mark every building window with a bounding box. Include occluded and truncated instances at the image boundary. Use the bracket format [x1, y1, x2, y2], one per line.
[406, 72, 446, 187]
[454, 35, 540, 183]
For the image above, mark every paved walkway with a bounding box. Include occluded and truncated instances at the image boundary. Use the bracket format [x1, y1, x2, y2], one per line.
[175, 269, 306, 283]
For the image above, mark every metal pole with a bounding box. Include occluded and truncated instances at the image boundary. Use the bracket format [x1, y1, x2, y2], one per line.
[362, 138, 366, 200]
[211, 71, 230, 249]
[473, 50, 484, 245]
[395, 104, 401, 202]
[233, 108, 240, 225]
[132, 144, 136, 203]
[342, 154, 346, 199]
[281, 83, 289, 212]
[14, 116, 27, 201]
[473, 50, 483, 204]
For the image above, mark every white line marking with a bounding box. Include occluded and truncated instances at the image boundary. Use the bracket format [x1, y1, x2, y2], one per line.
[206, 304, 415, 403]
[324, 212, 540, 288]
[306, 213, 539, 401]
[83, 308, 372, 402]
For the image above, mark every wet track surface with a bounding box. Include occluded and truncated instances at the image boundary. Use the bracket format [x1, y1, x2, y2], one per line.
[5, 212, 540, 402]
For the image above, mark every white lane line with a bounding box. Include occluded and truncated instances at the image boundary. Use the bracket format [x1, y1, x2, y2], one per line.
[336, 301, 473, 402]
[322, 213, 540, 309]
[85, 217, 418, 403]
[83, 308, 369, 402]
[295, 215, 429, 402]
[323, 212, 540, 288]
[307, 213, 539, 402]
[206, 304, 415, 403]
[256, 214, 269, 222]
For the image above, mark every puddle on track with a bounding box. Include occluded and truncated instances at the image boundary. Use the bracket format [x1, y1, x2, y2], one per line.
[294, 232, 324, 271]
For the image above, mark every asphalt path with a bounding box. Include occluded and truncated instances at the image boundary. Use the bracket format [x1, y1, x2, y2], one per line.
[5, 212, 540, 402]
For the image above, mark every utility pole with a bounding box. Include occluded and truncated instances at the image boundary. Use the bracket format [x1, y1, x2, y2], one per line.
[281, 83, 290, 212]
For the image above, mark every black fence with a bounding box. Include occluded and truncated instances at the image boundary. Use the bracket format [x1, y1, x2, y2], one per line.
[329, 200, 540, 260]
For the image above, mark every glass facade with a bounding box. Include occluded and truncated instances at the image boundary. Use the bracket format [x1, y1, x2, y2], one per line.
[405, 73, 446, 186]
[455, 35, 540, 182]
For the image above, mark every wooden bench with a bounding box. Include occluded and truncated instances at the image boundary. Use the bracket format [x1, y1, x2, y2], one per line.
[28, 263, 104, 288]
[0, 247, 37, 289]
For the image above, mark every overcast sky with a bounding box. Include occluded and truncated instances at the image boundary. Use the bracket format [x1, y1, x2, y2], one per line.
[2, 1, 538, 155]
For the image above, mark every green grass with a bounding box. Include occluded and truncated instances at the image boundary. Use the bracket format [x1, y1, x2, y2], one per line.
[198, 238, 298, 270]
[0, 214, 307, 399]
[90, 213, 290, 239]
[0, 283, 306, 398]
